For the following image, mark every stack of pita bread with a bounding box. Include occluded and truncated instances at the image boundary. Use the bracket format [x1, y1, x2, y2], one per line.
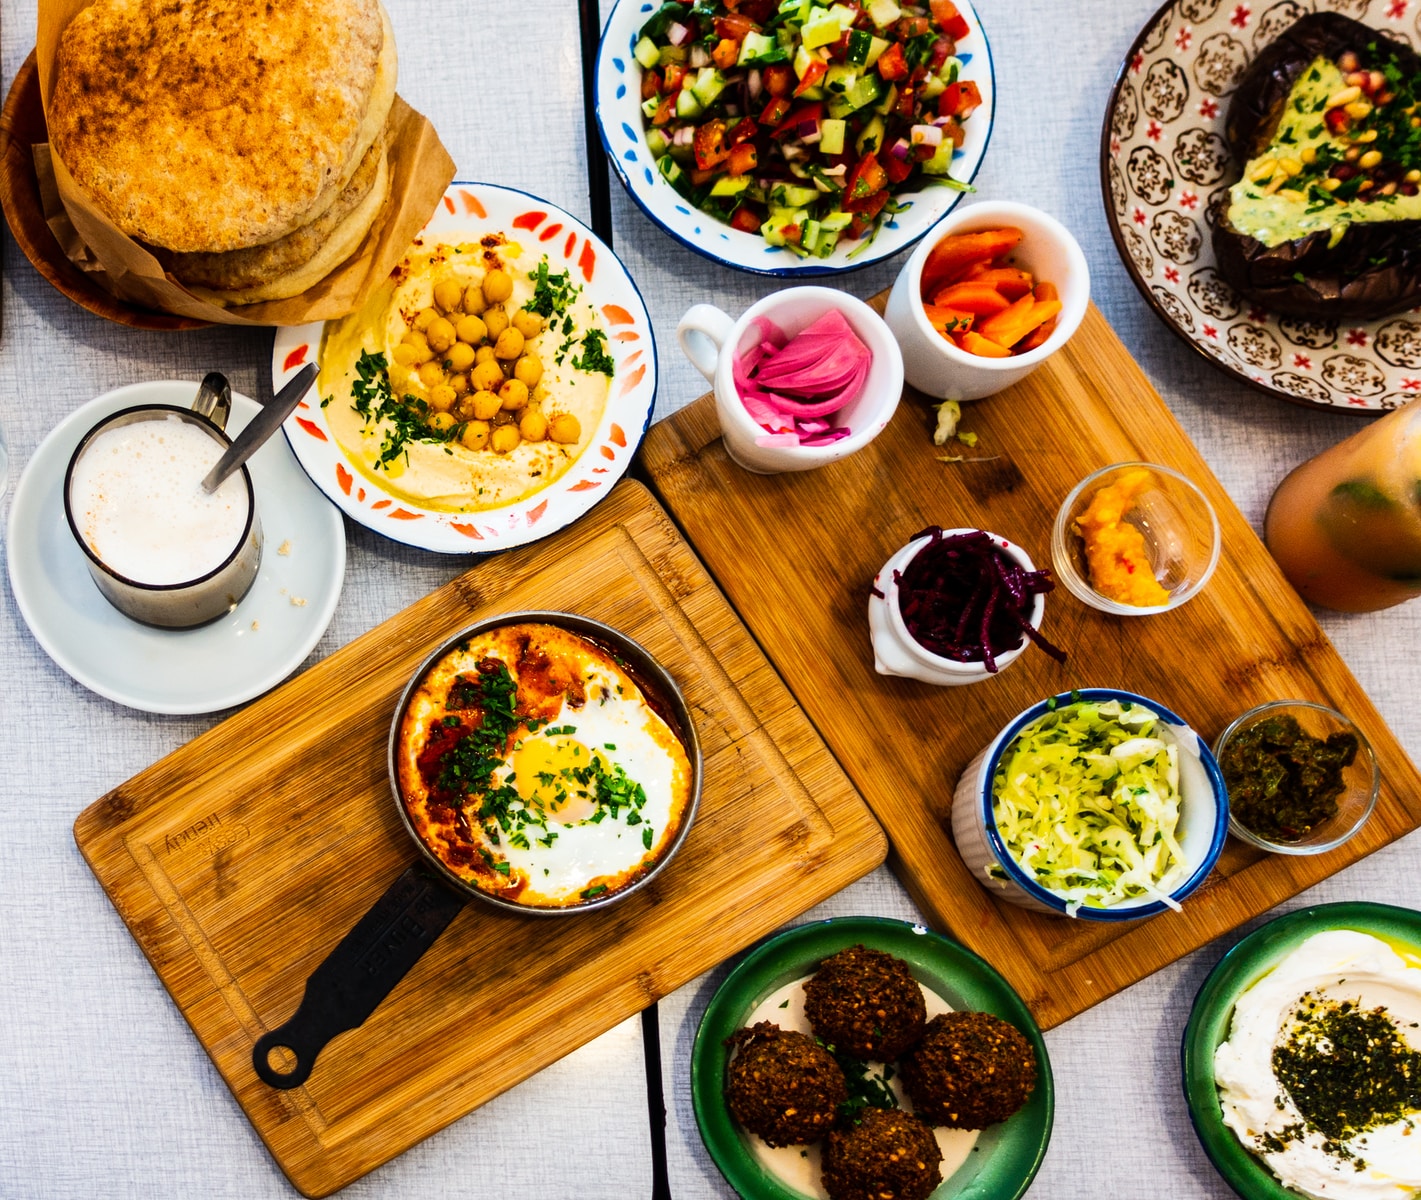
[48, 0, 398, 306]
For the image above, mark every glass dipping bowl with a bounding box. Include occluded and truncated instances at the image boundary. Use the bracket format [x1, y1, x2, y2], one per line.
[1213, 700, 1379, 855]
[1051, 461, 1220, 615]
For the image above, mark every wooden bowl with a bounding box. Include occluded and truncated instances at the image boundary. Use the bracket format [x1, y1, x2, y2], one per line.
[0, 51, 210, 331]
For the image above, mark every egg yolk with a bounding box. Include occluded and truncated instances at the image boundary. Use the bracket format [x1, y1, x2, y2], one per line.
[511, 734, 609, 823]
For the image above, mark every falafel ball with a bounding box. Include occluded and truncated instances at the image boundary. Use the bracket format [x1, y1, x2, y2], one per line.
[821, 1107, 943, 1200]
[899, 1010, 1037, 1129]
[724, 1022, 847, 1147]
[803, 945, 926, 1061]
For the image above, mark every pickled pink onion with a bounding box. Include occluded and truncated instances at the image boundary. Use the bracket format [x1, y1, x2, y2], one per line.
[733, 309, 871, 447]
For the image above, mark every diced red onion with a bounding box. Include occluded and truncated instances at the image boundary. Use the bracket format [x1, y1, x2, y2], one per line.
[910, 124, 943, 147]
[889, 138, 911, 161]
[689, 44, 711, 67]
[673, 126, 696, 147]
[748, 69, 763, 100]
[667, 21, 691, 45]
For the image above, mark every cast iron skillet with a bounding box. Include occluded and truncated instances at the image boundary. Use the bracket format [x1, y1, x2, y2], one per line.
[251, 611, 703, 1089]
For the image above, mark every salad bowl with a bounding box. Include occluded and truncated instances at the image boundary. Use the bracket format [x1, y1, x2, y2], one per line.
[595, 0, 997, 275]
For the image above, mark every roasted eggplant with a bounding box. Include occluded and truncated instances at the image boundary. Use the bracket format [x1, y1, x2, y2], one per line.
[1212, 12, 1421, 319]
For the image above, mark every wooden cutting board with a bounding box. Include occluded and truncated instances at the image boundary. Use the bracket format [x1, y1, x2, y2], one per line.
[72, 480, 886, 1197]
[641, 299, 1421, 1031]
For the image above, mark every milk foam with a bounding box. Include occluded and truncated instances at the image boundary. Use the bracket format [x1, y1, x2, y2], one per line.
[69, 415, 250, 585]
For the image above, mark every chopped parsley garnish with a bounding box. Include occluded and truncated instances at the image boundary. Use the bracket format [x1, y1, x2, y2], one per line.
[581, 884, 609, 899]
[523, 259, 581, 319]
[572, 328, 616, 377]
[345, 350, 457, 469]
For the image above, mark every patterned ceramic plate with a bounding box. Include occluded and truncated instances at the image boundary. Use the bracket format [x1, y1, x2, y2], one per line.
[271, 182, 657, 553]
[1102, 0, 1421, 413]
[595, 0, 996, 276]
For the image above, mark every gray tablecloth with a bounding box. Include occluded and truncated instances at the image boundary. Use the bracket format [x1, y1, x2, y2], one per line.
[1, 1, 1418, 1197]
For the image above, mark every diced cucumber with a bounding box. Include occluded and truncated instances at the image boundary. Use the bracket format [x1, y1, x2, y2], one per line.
[828, 74, 880, 117]
[815, 230, 842, 257]
[691, 67, 727, 107]
[657, 44, 687, 66]
[641, 96, 662, 120]
[801, 219, 823, 254]
[778, 0, 811, 20]
[798, 85, 826, 100]
[792, 42, 817, 78]
[634, 37, 661, 70]
[874, 82, 898, 114]
[824, 64, 858, 95]
[645, 127, 670, 158]
[658, 155, 684, 185]
[845, 29, 872, 66]
[864, 35, 891, 68]
[819, 210, 855, 232]
[827, 4, 858, 29]
[770, 184, 821, 207]
[738, 31, 777, 65]
[676, 87, 704, 118]
[941, 57, 961, 83]
[710, 175, 751, 197]
[922, 74, 946, 100]
[920, 141, 953, 175]
[827, 96, 856, 119]
[855, 114, 885, 154]
[865, 0, 901, 29]
[819, 117, 847, 155]
[801, 8, 843, 49]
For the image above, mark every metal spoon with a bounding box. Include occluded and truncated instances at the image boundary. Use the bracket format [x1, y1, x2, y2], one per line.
[201, 363, 319, 494]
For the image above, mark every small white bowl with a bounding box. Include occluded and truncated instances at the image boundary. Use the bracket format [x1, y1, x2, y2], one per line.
[677, 286, 903, 474]
[883, 200, 1090, 400]
[868, 528, 1044, 686]
[950, 689, 1228, 919]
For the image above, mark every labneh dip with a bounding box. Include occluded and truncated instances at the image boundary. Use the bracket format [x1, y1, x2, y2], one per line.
[1214, 929, 1421, 1200]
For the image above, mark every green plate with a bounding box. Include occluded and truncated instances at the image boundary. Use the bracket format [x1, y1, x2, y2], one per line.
[691, 917, 1054, 1200]
[1182, 901, 1421, 1200]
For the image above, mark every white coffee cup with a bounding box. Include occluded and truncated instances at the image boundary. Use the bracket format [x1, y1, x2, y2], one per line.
[884, 200, 1090, 401]
[677, 286, 904, 474]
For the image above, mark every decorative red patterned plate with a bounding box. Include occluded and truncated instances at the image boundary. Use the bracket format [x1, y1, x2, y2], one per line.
[270, 181, 657, 553]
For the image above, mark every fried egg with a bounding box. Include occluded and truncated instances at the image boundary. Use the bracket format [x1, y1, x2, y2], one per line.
[396, 623, 694, 908]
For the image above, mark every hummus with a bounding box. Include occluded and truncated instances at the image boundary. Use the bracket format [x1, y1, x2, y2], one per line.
[318, 235, 611, 511]
[1214, 929, 1421, 1200]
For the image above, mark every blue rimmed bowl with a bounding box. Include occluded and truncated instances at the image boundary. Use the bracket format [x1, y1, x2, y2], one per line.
[594, 0, 996, 276]
[950, 688, 1228, 921]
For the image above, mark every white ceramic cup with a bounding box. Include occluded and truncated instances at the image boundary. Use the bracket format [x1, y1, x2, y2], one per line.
[677, 286, 904, 474]
[884, 200, 1091, 401]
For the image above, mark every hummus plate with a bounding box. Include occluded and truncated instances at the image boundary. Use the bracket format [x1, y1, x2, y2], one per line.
[1183, 901, 1421, 1200]
[271, 181, 657, 553]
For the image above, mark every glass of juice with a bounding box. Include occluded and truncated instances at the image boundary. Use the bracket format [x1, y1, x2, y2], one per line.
[1265, 398, 1421, 612]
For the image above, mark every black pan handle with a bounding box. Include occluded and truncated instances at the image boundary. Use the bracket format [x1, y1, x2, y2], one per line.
[252, 862, 468, 1089]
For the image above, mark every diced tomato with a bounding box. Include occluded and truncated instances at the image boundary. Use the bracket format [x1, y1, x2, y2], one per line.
[939, 117, 965, 147]
[895, 84, 917, 118]
[929, 0, 971, 39]
[764, 64, 795, 97]
[737, 0, 776, 21]
[882, 151, 914, 183]
[712, 37, 741, 69]
[714, 13, 755, 40]
[895, 15, 931, 37]
[641, 69, 662, 101]
[794, 56, 828, 95]
[726, 141, 759, 176]
[760, 96, 792, 125]
[941, 79, 981, 119]
[930, 36, 954, 69]
[828, 30, 853, 62]
[689, 166, 721, 186]
[843, 151, 888, 203]
[781, 223, 803, 245]
[845, 211, 876, 239]
[663, 64, 687, 93]
[773, 102, 824, 139]
[842, 185, 890, 217]
[728, 116, 758, 144]
[693, 119, 731, 171]
[730, 205, 764, 233]
[875, 42, 908, 81]
[651, 96, 676, 127]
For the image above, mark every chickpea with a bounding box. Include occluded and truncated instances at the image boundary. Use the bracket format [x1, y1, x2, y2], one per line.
[449, 372, 470, 395]
[514, 354, 544, 388]
[429, 383, 457, 412]
[471, 360, 505, 393]
[401, 330, 435, 364]
[482, 268, 513, 305]
[455, 314, 488, 345]
[483, 306, 509, 340]
[392, 342, 420, 367]
[511, 309, 544, 339]
[433, 278, 464, 313]
[471, 389, 503, 420]
[418, 360, 447, 389]
[490, 423, 522, 454]
[474, 344, 498, 366]
[519, 408, 549, 442]
[549, 413, 581, 444]
[494, 327, 526, 360]
[460, 420, 490, 451]
[412, 307, 439, 332]
[445, 341, 476, 372]
[462, 285, 487, 315]
[426, 317, 456, 354]
[428, 412, 457, 433]
[499, 378, 530, 411]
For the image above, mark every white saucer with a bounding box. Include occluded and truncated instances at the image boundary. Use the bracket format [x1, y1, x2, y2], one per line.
[6, 381, 346, 714]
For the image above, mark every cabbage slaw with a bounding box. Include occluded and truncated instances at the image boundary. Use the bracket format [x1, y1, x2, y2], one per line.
[989, 698, 1187, 914]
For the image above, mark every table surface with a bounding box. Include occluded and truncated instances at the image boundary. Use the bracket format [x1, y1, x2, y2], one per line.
[1, 1, 1418, 1198]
